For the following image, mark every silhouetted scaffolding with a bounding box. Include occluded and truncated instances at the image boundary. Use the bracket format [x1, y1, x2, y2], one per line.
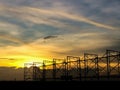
[24, 62, 42, 81]
[65, 56, 81, 81]
[24, 49, 120, 81]
[84, 53, 99, 80]
[52, 58, 66, 81]
[24, 62, 33, 81]
[98, 56, 107, 79]
[106, 50, 120, 80]
[42, 60, 53, 81]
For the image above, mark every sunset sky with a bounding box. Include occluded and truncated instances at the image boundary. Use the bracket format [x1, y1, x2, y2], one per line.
[0, 0, 120, 80]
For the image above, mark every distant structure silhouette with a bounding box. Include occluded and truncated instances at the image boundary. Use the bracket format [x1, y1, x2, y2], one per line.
[24, 49, 120, 81]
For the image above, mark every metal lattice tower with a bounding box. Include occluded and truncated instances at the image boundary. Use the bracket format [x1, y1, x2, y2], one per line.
[84, 53, 99, 80]
[24, 62, 42, 81]
[66, 56, 81, 81]
[106, 50, 120, 80]
[24, 49, 120, 81]
[52, 58, 66, 81]
[24, 63, 34, 81]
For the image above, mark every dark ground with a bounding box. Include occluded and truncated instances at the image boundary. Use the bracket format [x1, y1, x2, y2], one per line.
[0, 81, 120, 89]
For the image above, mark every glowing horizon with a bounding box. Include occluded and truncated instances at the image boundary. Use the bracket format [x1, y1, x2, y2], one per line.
[0, 0, 120, 68]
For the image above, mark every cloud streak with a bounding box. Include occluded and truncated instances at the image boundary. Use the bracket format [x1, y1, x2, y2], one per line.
[0, 34, 26, 45]
[22, 7, 118, 30]
[0, 4, 117, 30]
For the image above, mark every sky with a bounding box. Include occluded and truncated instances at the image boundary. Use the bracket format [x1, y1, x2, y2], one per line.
[0, 0, 120, 80]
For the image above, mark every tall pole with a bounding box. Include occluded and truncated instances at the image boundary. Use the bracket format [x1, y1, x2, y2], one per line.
[106, 50, 110, 80]
[53, 58, 56, 81]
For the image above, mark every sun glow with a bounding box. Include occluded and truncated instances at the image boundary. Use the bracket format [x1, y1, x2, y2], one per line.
[3, 55, 46, 68]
